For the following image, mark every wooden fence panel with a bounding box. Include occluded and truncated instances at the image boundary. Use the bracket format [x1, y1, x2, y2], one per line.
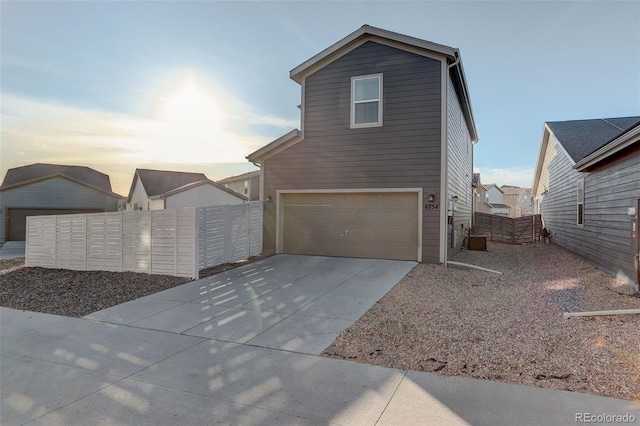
[86, 212, 123, 272]
[249, 202, 262, 257]
[123, 211, 152, 274]
[177, 208, 197, 278]
[26, 202, 263, 279]
[197, 206, 227, 271]
[227, 204, 250, 263]
[25, 216, 56, 268]
[474, 212, 542, 245]
[150, 209, 178, 276]
[56, 214, 87, 270]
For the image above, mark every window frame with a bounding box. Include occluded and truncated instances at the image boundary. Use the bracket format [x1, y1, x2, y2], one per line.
[577, 178, 585, 227]
[350, 73, 383, 128]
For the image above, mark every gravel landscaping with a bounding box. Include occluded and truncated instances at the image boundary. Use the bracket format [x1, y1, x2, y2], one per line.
[0, 255, 268, 317]
[322, 241, 640, 401]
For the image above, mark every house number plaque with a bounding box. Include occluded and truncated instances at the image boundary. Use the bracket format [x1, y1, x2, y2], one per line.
[425, 204, 439, 210]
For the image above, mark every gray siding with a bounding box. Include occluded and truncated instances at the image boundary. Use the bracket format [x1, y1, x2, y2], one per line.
[263, 41, 443, 262]
[538, 139, 640, 288]
[446, 76, 473, 256]
[0, 176, 119, 241]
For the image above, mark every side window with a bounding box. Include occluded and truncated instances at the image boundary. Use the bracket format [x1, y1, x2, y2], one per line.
[577, 178, 585, 226]
[351, 74, 382, 128]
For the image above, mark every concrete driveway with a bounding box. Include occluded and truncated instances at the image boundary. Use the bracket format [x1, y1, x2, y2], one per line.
[2, 255, 638, 425]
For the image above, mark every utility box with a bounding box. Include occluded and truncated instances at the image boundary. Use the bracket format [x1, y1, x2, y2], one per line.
[468, 235, 487, 251]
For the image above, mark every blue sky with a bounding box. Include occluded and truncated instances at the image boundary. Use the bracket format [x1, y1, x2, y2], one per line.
[2, 1, 639, 195]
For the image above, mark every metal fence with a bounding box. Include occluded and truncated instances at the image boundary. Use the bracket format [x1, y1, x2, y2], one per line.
[26, 202, 263, 279]
[473, 212, 542, 244]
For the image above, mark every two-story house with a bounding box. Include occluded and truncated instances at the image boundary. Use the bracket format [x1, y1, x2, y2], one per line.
[247, 26, 478, 263]
[500, 185, 533, 218]
[483, 184, 511, 216]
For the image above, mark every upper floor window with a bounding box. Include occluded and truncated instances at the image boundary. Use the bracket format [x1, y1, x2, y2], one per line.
[577, 178, 585, 226]
[351, 74, 382, 128]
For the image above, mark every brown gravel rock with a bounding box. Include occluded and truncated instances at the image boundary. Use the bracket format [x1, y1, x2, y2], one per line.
[322, 242, 640, 401]
[0, 260, 191, 317]
[0, 254, 272, 318]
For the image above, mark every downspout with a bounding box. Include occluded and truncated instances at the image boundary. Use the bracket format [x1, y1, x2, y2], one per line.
[442, 52, 460, 266]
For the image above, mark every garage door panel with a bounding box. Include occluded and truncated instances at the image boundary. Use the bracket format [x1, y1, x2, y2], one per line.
[282, 192, 419, 261]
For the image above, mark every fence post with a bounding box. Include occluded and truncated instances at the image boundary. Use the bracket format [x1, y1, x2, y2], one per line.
[224, 205, 231, 263]
[194, 208, 199, 280]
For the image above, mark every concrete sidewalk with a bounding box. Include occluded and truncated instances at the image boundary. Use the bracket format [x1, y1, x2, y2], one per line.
[1, 255, 639, 425]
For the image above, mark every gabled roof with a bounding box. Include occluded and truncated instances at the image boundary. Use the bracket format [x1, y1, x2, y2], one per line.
[248, 26, 479, 164]
[484, 183, 504, 194]
[546, 116, 640, 163]
[149, 179, 247, 201]
[532, 116, 640, 194]
[131, 169, 207, 199]
[574, 122, 640, 171]
[128, 168, 245, 202]
[217, 170, 260, 184]
[0, 163, 121, 198]
[289, 25, 478, 142]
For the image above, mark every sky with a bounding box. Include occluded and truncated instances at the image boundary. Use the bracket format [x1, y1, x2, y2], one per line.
[1, 1, 639, 196]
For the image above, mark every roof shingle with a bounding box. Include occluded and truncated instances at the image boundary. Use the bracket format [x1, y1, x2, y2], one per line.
[546, 116, 640, 162]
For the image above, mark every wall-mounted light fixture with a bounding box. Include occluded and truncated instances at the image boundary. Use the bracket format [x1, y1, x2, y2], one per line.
[542, 185, 549, 196]
[265, 196, 272, 202]
[428, 194, 435, 202]
[452, 195, 459, 202]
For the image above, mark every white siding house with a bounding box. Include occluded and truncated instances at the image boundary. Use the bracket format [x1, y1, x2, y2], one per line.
[126, 169, 246, 211]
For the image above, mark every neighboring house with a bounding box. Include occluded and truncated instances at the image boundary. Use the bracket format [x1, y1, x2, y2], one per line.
[126, 168, 246, 211]
[532, 116, 640, 290]
[473, 174, 492, 214]
[218, 170, 260, 201]
[0, 163, 122, 242]
[500, 185, 533, 218]
[247, 25, 478, 263]
[484, 184, 511, 216]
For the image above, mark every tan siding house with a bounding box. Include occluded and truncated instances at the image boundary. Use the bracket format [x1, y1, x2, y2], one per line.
[247, 26, 478, 264]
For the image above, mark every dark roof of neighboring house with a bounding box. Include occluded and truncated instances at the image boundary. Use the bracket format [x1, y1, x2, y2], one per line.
[134, 169, 207, 198]
[0, 163, 120, 197]
[217, 170, 260, 184]
[546, 116, 640, 162]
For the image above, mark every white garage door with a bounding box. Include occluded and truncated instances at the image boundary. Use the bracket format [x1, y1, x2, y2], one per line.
[281, 192, 420, 261]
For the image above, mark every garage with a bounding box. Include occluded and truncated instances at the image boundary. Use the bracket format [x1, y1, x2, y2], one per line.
[6, 208, 103, 241]
[280, 191, 420, 261]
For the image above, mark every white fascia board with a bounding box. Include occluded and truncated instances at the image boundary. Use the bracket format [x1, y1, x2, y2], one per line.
[574, 124, 640, 171]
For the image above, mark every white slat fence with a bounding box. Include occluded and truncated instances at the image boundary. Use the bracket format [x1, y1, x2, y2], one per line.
[26, 202, 262, 279]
